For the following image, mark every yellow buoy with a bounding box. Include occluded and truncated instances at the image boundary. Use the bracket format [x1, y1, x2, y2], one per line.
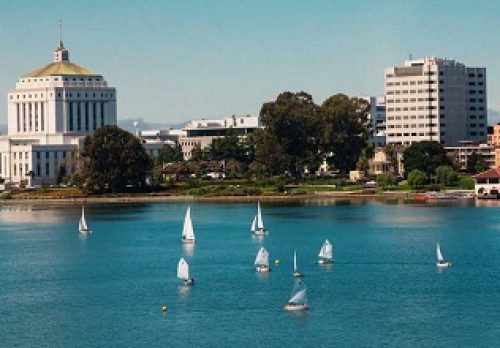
[274, 259, 281, 265]
[161, 305, 168, 312]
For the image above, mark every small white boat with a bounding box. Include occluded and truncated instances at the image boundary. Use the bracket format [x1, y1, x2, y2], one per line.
[284, 278, 309, 311]
[251, 202, 267, 235]
[181, 207, 195, 244]
[255, 247, 270, 272]
[318, 239, 333, 264]
[293, 250, 303, 277]
[177, 257, 194, 285]
[78, 206, 92, 235]
[436, 242, 452, 268]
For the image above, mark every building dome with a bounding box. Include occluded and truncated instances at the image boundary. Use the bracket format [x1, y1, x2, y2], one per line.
[23, 41, 96, 77]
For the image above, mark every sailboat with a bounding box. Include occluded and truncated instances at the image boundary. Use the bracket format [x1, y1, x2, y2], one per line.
[177, 257, 194, 285]
[283, 278, 309, 311]
[251, 202, 267, 235]
[436, 242, 452, 268]
[181, 206, 195, 243]
[254, 247, 270, 272]
[78, 206, 92, 235]
[293, 250, 303, 277]
[318, 239, 333, 264]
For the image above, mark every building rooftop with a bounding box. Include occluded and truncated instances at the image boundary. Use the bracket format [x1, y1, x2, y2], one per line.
[24, 61, 96, 77]
[473, 168, 500, 180]
[23, 41, 97, 77]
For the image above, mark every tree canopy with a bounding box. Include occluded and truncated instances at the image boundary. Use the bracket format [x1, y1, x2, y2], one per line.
[402, 141, 451, 179]
[258, 91, 320, 177]
[466, 152, 487, 174]
[320, 94, 370, 175]
[156, 143, 183, 164]
[81, 125, 151, 192]
[254, 91, 370, 177]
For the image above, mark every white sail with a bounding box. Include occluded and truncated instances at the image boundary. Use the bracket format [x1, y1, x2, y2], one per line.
[294, 250, 298, 272]
[288, 279, 307, 305]
[254, 247, 269, 267]
[80, 206, 88, 231]
[318, 239, 333, 260]
[250, 215, 257, 232]
[436, 242, 444, 262]
[256, 202, 264, 230]
[177, 258, 190, 280]
[182, 207, 195, 241]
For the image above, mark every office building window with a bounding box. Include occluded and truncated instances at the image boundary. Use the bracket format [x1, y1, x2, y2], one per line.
[100, 103, 105, 127]
[69, 103, 74, 131]
[85, 103, 89, 131]
[77, 103, 81, 131]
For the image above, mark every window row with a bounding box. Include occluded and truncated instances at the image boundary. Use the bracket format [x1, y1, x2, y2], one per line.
[16, 102, 45, 132]
[68, 102, 106, 132]
[387, 123, 438, 129]
[21, 77, 102, 83]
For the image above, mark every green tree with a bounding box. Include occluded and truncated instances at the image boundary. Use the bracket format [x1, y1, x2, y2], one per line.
[157, 143, 183, 164]
[466, 152, 487, 174]
[436, 165, 458, 186]
[320, 94, 370, 175]
[377, 172, 396, 189]
[224, 159, 242, 178]
[208, 129, 245, 162]
[81, 125, 151, 192]
[55, 164, 67, 185]
[190, 144, 208, 162]
[258, 91, 320, 177]
[459, 176, 475, 190]
[356, 151, 370, 173]
[408, 169, 427, 188]
[383, 144, 399, 174]
[403, 141, 451, 179]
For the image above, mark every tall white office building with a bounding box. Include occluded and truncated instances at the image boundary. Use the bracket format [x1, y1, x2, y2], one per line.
[0, 41, 117, 185]
[385, 57, 487, 146]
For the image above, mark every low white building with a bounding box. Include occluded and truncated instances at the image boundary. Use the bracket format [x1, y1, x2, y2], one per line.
[0, 41, 117, 185]
[473, 168, 500, 198]
[180, 115, 260, 160]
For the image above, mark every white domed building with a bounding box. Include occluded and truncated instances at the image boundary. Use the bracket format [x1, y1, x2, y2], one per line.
[1, 41, 117, 186]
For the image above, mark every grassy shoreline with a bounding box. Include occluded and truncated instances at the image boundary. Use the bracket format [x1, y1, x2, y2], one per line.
[0, 189, 421, 205]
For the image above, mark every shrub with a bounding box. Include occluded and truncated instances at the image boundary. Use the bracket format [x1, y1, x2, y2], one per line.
[459, 176, 475, 190]
[408, 169, 426, 188]
[436, 165, 458, 186]
[377, 172, 396, 189]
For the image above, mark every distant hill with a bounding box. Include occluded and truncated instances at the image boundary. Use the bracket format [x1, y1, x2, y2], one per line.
[118, 118, 188, 133]
[488, 109, 500, 125]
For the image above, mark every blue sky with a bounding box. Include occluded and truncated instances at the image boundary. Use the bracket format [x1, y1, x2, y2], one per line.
[0, 0, 499, 124]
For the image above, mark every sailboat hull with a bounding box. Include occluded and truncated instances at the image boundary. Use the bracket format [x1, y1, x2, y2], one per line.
[79, 229, 92, 235]
[253, 229, 267, 236]
[256, 265, 270, 272]
[436, 261, 452, 268]
[318, 258, 332, 264]
[293, 272, 304, 278]
[182, 238, 195, 244]
[284, 303, 309, 311]
[183, 278, 195, 286]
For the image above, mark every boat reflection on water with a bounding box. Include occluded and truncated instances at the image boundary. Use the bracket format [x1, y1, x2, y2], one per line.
[177, 284, 192, 299]
[182, 242, 195, 257]
[0, 206, 64, 224]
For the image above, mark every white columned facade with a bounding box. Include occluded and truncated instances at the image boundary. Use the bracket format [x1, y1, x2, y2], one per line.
[0, 40, 117, 185]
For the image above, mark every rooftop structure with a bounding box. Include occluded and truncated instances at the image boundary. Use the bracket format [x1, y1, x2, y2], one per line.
[385, 57, 487, 146]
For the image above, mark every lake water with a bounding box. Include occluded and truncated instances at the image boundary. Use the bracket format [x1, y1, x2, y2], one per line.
[1, 199, 500, 347]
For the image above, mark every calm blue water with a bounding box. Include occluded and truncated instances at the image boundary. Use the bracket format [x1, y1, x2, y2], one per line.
[1, 199, 500, 347]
